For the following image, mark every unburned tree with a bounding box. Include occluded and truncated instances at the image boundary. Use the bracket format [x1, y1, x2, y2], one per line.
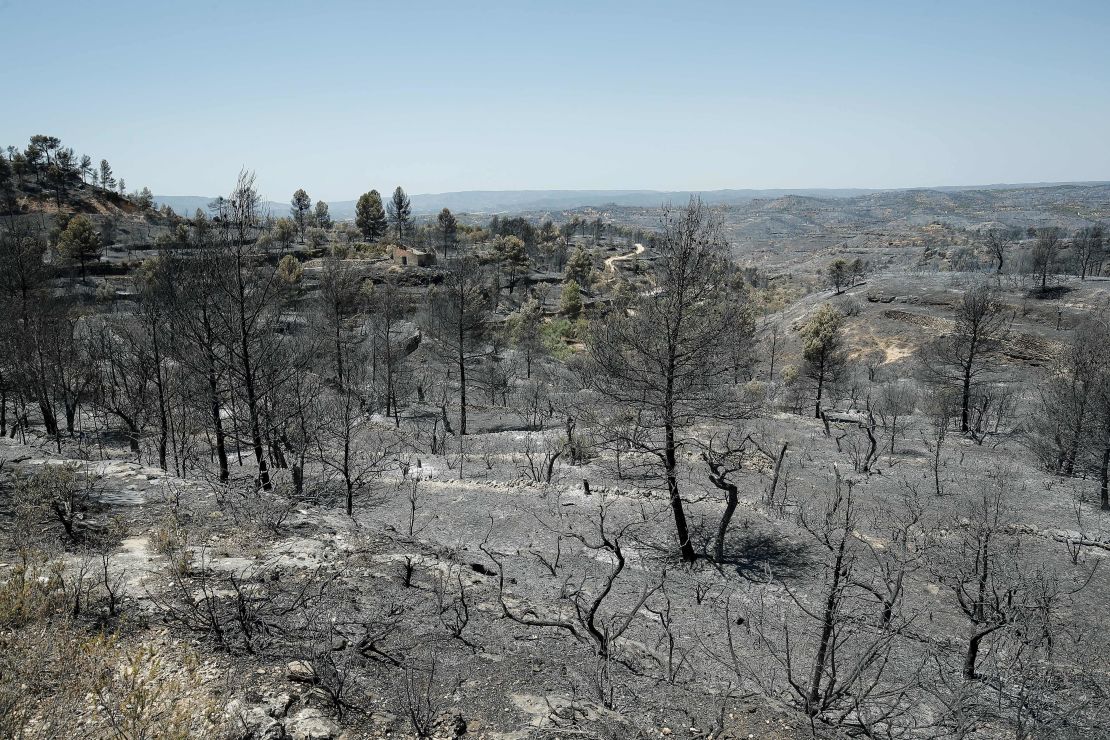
[507, 296, 545, 379]
[271, 218, 296, 251]
[492, 235, 529, 294]
[313, 200, 333, 230]
[565, 246, 593, 287]
[559, 280, 582, 318]
[437, 208, 457, 259]
[826, 258, 850, 294]
[290, 189, 312, 243]
[800, 304, 846, 419]
[355, 189, 387, 241]
[387, 186, 413, 243]
[98, 159, 115, 190]
[56, 215, 101, 281]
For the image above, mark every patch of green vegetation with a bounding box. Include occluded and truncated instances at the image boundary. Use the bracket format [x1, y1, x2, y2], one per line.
[541, 317, 587, 358]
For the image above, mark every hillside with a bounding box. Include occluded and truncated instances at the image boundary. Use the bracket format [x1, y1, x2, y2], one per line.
[3, 140, 178, 258]
[155, 187, 880, 221]
[9, 0, 1110, 735]
[155, 180, 1110, 222]
[4, 151, 1110, 739]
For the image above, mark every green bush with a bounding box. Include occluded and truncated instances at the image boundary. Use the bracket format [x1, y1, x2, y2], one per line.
[540, 318, 588, 359]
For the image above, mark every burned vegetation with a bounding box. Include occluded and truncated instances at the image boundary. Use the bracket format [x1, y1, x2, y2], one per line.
[1, 138, 1110, 739]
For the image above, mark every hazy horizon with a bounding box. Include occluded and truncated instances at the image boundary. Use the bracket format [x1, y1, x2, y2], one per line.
[4, 1, 1108, 201]
[154, 180, 1110, 202]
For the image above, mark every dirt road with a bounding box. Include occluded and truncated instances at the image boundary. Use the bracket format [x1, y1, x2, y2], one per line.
[604, 242, 644, 272]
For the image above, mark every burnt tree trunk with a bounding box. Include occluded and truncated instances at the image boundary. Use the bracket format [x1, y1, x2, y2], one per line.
[806, 533, 848, 714]
[767, 441, 789, 506]
[665, 423, 696, 562]
[1100, 431, 1110, 511]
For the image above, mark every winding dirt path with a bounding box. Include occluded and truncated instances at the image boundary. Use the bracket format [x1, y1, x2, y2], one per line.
[604, 242, 644, 272]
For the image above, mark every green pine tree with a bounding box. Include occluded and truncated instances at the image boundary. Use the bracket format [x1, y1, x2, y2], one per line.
[356, 189, 387, 241]
[57, 214, 102, 281]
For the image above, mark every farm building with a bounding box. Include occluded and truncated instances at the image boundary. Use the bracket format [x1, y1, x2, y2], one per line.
[390, 246, 437, 267]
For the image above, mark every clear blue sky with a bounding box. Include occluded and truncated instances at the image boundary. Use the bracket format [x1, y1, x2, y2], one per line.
[2, 0, 1107, 201]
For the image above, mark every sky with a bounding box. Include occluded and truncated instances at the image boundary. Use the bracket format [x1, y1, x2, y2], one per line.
[2, 0, 1108, 201]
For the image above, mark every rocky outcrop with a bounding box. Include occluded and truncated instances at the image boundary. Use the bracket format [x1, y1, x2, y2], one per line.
[286, 660, 317, 684]
[225, 695, 342, 740]
[285, 707, 341, 740]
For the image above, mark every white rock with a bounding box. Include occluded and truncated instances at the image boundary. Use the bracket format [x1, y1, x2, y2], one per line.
[225, 698, 283, 740]
[285, 707, 339, 740]
[286, 660, 317, 683]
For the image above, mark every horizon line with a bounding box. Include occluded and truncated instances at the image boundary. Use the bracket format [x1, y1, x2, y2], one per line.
[154, 180, 1110, 202]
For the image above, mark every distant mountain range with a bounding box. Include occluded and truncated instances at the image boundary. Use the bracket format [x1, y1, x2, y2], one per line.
[154, 182, 1110, 221]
